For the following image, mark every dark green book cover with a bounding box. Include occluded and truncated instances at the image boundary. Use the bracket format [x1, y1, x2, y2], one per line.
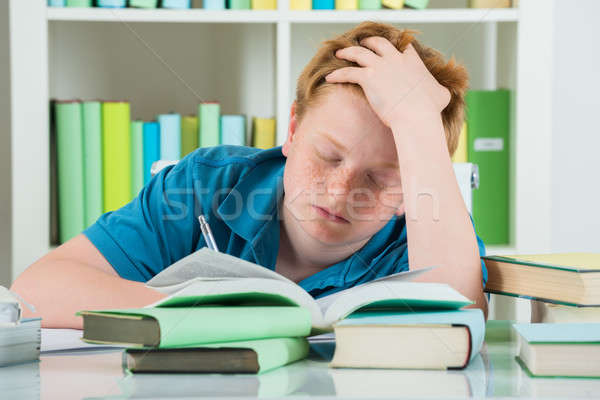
[466, 89, 510, 245]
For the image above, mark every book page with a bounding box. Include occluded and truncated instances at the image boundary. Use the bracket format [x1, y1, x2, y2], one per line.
[146, 248, 294, 288]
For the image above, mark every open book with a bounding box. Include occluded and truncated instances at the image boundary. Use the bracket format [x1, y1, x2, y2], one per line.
[145, 248, 473, 332]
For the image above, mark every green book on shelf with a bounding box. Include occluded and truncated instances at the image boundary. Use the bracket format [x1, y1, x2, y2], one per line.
[102, 101, 132, 213]
[123, 337, 310, 374]
[55, 101, 85, 244]
[77, 306, 312, 347]
[403, 0, 428, 8]
[130, 120, 144, 197]
[181, 115, 199, 157]
[466, 89, 510, 245]
[199, 102, 220, 147]
[81, 101, 103, 227]
[129, 0, 158, 7]
[66, 0, 92, 6]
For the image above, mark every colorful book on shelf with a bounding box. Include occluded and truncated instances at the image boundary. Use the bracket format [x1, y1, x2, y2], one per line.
[313, 0, 334, 8]
[513, 323, 600, 378]
[204, 0, 226, 9]
[451, 121, 468, 163]
[469, 0, 510, 8]
[252, 117, 276, 149]
[483, 253, 600, 306]
[336, 0, 357, 9]
[404, 0, 428, 8]
[382, 0, 403, 9]
[65, 0, 92, 6]
[129, 0, 159, 7]
[96, 0, 127, 7]
[330, 309, 485, 370]
[130, 121, 145, 197]
[290, 0, 311, 9]
[122, 337, 310, 374]
[229, 0, 251, 8]
[221, 115, 246, 146]
[55, 101, 85, 244]
[48, 0, 66, 6]
[81, 101, 103, 227]
[161, 0, 191, 8]
[181, 115, 199, 157]
[102, 101, 132, 213]
[251, 0, 277, 9]
[158, 113, 181, 161]
[142, 121, 160, 185]
[466, 89, 510, 245]
[198, 102, 220, 147]
[358, 0, 382, 10]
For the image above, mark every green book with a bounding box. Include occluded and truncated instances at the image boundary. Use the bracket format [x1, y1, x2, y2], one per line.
[198, 102, 220, 147]
[123, 337, 309, 374]
[66, 0, 92, 6]
[55, 101, 85, 244]
[102, 102, 132, 213]
[130, 120, 144, 197]
[181, 115, 199, 157]
[129, 0, 158, 7]
[77, 306, 311, 347]
[403, 0, 428, 8]
[466, 89, 510, 245]
[81, 101, 103, 227]
[229, 0, 251, 8]
[513, 323, 600, 378]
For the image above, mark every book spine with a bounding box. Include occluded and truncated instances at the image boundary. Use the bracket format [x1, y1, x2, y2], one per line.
[81, 101, 103, 227]
[381, 0, 403, 8]
[162, 0, 192, 8]
[336, 0, 357, 9]
[96, 0, 127, 7]
[358, 0, 381, 9]
[404, 0, 428, 8]
[252, 117, 276, 149]
[204, 0, 226, 8]
[466, 89, 510, 245]
[451, 121, 468, 163]
[55, 101, 86, 244]
[129, 0, 159, 7]
[143, 122, 160, 185]
[251, 0, 277, 9]
[48, 0, 66, 6]
[313, 0, 334, 8]
[131, 120, 145, 197]
[198, 103, 221, 148]
[181, 116, 199, 157]
[290, 0, 311, 9]
[158, 113, 182, 161]
[65, 0, 92, 6]
[228, 0, 251, 8]
[102, 102, 132, 213]
[220, 115, 246, 146]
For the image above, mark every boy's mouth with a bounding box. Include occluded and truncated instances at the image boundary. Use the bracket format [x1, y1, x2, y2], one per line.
[313, 205, 350, 224]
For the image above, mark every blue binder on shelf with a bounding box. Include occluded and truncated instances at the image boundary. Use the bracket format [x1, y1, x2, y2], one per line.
[48, 0, 66, 6]
[158, 113, 181, 162]
[204, 0, 226, 9]
[313, 0, 335, 8]
[221, 115, 246, 146]
[162, 0, 192, 8]
[143, 122, 160, 185]
[96, 0, 127, 7]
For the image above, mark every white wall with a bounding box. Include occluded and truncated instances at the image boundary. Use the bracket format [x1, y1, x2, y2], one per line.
[550, 0, 600, 252]
[0, 1, 12, 287]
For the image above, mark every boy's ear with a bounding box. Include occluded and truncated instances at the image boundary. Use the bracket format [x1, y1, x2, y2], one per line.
[282, 101, 298, 157]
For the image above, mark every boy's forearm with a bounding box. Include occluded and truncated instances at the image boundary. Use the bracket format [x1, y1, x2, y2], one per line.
[10, 260, 167, 329]
[390, 112, 485, 308]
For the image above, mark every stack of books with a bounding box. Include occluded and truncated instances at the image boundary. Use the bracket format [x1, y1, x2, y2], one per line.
[483, 252, 600, 377]
[0, 287, 41, 368]
[78, 248, 484, 373]
[50, 99, 276, 245]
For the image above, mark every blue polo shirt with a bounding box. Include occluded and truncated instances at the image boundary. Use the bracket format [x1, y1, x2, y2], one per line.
[83, 145, 488, 299]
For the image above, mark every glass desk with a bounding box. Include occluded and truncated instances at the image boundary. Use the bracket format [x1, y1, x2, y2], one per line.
[3, 323, 599, 399]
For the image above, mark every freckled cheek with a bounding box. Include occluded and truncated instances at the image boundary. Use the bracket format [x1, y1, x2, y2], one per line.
[284, 160, 329, 201]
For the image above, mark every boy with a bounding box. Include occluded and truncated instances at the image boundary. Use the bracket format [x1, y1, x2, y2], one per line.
[11, 22, 488, 328]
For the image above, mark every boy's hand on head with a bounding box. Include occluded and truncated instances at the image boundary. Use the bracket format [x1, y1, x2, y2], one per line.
[325, 38, 451, 129]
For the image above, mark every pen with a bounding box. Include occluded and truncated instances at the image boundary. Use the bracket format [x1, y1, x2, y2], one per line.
[198, 214, 220, 252]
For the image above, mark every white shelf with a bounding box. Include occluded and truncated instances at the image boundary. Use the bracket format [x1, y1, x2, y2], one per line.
[47, 7, 519, 24]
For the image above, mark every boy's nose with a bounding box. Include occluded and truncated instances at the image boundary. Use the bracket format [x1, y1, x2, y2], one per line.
[327, 168, 360, 196]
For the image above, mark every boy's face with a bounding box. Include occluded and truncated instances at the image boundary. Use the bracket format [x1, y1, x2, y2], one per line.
[282, 85, 404, 246]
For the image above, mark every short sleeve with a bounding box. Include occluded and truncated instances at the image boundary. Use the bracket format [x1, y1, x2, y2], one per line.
[83, 151, 201, 282]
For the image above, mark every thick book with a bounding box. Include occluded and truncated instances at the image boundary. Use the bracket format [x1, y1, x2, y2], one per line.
[123, 337, 309, 374]
[531, 300, 600, 323]
[330, 309, 484, 370]
[466, 89, 510, 245]
[251, 117, 276, 149]
[102, 101, 132, 213]
[142, 248, 470, 334]
[483, 253, 600, 306]
[77, 306, 311, 347]
[221, 115, 246, 146]
[55, 101, 85, 243]
[514, 323, 600, 378]
[198, 102, 220, 147]
[158, 113, 181, 161]
[181, 115, 198, 157]
[0, 318, 41, 367]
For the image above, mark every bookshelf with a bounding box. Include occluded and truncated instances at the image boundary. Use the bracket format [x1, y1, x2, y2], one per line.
[6, 0, 553, 321]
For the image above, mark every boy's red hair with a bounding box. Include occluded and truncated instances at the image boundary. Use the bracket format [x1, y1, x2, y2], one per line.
[295, 21, 469, 156]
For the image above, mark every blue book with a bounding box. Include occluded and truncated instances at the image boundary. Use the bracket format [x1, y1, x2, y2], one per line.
[513, 323, 600, 377]
[96, 0, 127, 6]
[220, 115, 246, 146]
[162, 0, 191, 8]
[158, 113, 181, 161]
[313, 0, 334, 8]
[48, 0, 66, 6]
[330, 309, 485, 370]
[204, 0, 226, 8]
[143, 121, 160, 185]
